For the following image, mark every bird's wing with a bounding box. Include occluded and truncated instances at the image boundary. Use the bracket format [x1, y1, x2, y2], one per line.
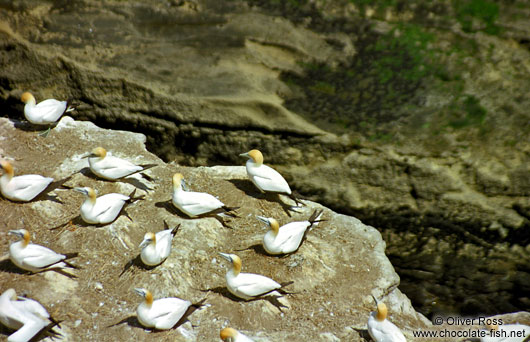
[20, 245, 64, 269]
[93, 194, 128, 221]
[13, 298, 50, 319]
[179, 192, 224, 214]
[95, 156, 142, 179]
[235, 274, 281, 297]
[156, 230, 173, 259]
[8, 176, 53, 200]
[35, 99, 67, 122]
[370, 322, 406, 342]
[251, 165, 290, 193]
[151, 298, 190, 330]
[276, 225, 307, 253]
[8, 318, 48, 342]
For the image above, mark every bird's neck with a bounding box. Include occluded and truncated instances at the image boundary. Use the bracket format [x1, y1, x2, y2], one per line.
[1, 171, 13, 181]
[246, 159, 262, 168]
[229, 265, 241, 277]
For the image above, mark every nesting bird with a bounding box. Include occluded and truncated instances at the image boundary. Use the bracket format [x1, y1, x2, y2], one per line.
[8, 229, 79, 276]
[258, 209, 324, 255]
[220, 327, 255, 342]
[0, 160, 54, 202]
[133, 288, 203, 330]
[171, 173, 237, 218]
[240, 149, 303, 205]
[0, 288, 60, 342]
[139, 222, 180, 266]
[21, 91, 74, 125]
[74, 187, 140, 225]
[82, 147, 157, 181]
[367, 296, 406, 342]
[218, 252, 292, 301]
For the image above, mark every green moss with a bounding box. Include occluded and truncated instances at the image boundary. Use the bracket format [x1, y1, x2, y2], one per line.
[370, 23, 435, 84]
[310, 81, 336, 95]
[448, 95, 487, 129]
[453, 0, 500, 35]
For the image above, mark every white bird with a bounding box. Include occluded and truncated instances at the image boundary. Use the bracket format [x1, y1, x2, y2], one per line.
[367, 296, 406, 342]
[74, 187, 140, 225]
[139, 222, 180, 266]
[8, 229, 79, 275]
[220, 327, 256, 342]
[480, 323, 530, 342]
[218, 253, 292, 301]
[0, 288, 59, 342]
[240, 149, 302, 205]
[21, 91, 74, 125]
[171, 173, 237, 218]
[0, 160, 54, 202]
[258, 209, 324, 255]
[82, 146, 157, 181]
[134, 288, 205, 330]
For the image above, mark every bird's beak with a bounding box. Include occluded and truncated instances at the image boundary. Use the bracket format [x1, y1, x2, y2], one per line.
[81, 152, 95, 159]
[181, 179, 189, 191]
[256, 216, 270, 226]
[73, 187, 87, 195]
[239, 152, 250, 158]
[133, 288, 145, 297]
[8, 230, 22, 238]
[139, 239, 151, 249]
[218, 252, 232, 262]
[372, 295, 379, 306]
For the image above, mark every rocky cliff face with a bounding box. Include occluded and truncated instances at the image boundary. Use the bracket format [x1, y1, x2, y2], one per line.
[0, 0, 528, 319]
[0, 116, 433, 341]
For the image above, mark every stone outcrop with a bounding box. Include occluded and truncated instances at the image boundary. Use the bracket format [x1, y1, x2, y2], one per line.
[1, 116, 434, 341]
[0, 0, 529, 318]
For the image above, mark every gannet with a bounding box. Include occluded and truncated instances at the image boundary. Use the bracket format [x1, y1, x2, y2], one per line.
[134, 288, 204, 330]
[258, 209, 324, 255]
[239, 149, 303, 205]
[480, 323, 530, 342]
[139, 222, 180, 266]
[8, 229, 79, 274]
[367, 296, 406, 342]
[0, 160, 54, 202]
[82, 147, 157, 181]
[74, 187, 140, 225]
[220, 327, 255, 342]
[218, 252, 292, 301]
[0, 288, 59, 342]
[21, 92, 74, 125]
[171, 173, 237, 218]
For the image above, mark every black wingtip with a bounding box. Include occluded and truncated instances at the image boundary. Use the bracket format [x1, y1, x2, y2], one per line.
[289, 192, 305, 206]
[170, 223, 181, 236]
[222, 206, 240, 217]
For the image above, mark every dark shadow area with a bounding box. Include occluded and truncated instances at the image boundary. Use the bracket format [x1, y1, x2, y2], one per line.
[118, 254, 157, 277]
[200, 285, 291, 312]
[10, 118, 54, 133]
[108, 298, 207, 331]
[0, 258, 30, 275]
[79, 167, 155, 192]
[154, 200, 235, 229]
[227, 179, 300, 217]
[0, 319, 62, 342]
[351, 328, 372, 342]
[107, 316, 146, 330]
[0, 259, 77, 279]
[234, 243, 270, 256]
